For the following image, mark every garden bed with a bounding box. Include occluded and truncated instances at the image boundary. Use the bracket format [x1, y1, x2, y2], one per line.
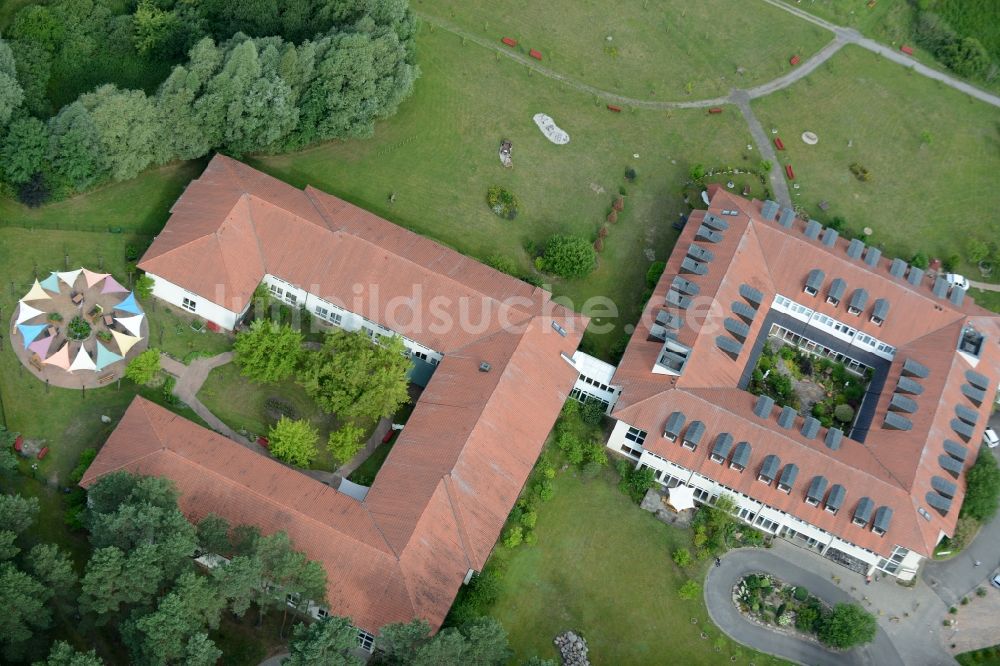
[748, 341, 869, 427]
[734, 573, 830, 640]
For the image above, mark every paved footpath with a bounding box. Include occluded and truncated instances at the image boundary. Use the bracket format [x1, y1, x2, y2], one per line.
[708, 540, 957, 665]
[160, 352, 251, 446]
[731, 89, 792, 209]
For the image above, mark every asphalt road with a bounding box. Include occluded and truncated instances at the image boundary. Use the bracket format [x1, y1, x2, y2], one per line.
[705, 550, 904, 666]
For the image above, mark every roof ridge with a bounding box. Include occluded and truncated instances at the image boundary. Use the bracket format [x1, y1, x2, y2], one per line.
[440, 475, 476, 570]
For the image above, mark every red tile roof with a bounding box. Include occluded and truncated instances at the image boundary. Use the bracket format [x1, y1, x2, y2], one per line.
[85, 157, 589, 632]
[613, 188, 1000, 559]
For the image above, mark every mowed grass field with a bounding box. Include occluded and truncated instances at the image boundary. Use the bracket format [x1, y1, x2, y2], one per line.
[480, 466, 787, 665]
[752, 45, 1000, 277]
[256, 25, 755, 358]
[416, 0, 831, 100]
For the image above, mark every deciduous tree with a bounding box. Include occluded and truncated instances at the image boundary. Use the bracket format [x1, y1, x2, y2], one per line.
[125, 348, 161, 385]
[327, 423, 367, 465]
[80, 85, 159, 181]
[299, 329, 411, 423]
[0, 116, 48, 186]
[234, 320, 303, 383]
[268, 417, 319, 467]
[817, 603, 876, 649]
[961, 448, 1000, 522]
[47, 101, 105, 193]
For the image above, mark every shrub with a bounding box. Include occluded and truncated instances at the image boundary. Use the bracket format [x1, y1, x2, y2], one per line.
[66, 316, 91, 341]
[541, 235, 597, 278]
[134, 274, 155, 299]
[977, 587, 987, 598]
[967, 239, 990, 264]
[795, 603, 821, 632]
[613, 196, 624, 212]
[268, 417, 319, 468]
[689, 164, 705, 181]
[961, 448, 1000, 521]
[950, 516, 980, 549]
[910, 252, 930, 270]
[486, 185, 520, 220]
[581, 399, 606, 426]
[646, 261, 666, 288]
[538, 480, 554, 502]
[68, 448, 98, 484]
[125, 244, 140, 261]
[593, 237, 604, 253]
[485, 254, 518, 276]
[672, 548, 692, 567]
[502, 525, 523, 548]
[793, 586, 809, 602]
[598, 224, 609, 239]
[618, 464, 655, 503]
[942, 254, 961, 272]
[833, 404, 855, 424]
[678, 580, 701, 600]
[849, 162, 871, 182]
[520, 511, 537, 529]
[327, 423, 367, 465]
[96, 330, 113, 343]
[607, 209, 618, 224]
[624, 167, 637, 182]
[817, 603, 877, 649]
[47, 312, 63, 322]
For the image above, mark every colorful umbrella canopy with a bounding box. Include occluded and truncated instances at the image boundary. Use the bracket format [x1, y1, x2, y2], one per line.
[57, 269, 82, 288]
[95, 341, 123, 371]
[28, 335, 54, 360]
[115, 314, 144, 337]
[40, 273, 61, 293]
[22, 280, 51, 302]
[101, 277, 129, 294]
[69, 346, 97, 372]
[115, 293, 141, 315]
[111, 330, 142, 355]
[18, 323, 47, 348]
[42, 343, 72, 370]
[82, 269, 110, 288]
[15, 301, 46, 325]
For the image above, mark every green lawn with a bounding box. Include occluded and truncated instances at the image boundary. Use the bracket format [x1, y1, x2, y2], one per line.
[958, 645, 1000, 666]
[752, 45, 1000, 278]
[417, 0, 831, 100]
[478, 466, 786, 665]
[196, 362, 350, 472]
[144, 298, 233, 363]
[256, 24, 754, 359]
[780, 0, 914, 40]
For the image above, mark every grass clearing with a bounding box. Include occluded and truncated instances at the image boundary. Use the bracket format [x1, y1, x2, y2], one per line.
[752, 45, 1000, 279]
[477, 465, 786, 665]
[256, 25, 754, 359]
[418, 0, 831, 100]
[145, 299, 233, 363]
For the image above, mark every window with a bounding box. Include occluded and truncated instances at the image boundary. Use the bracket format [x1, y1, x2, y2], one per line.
[805, 497, 819, 507]
[552, 321, 567, 337]
[413, 350, 429, 361]
[918, 507, 932, 521]
[624, 427, 646, 446]
[182, 297, 196, 312]
[268, 284, 283, 298]
[316, 608, 329, 619]
[870, 315, 884, 327]
[284, 292, 297, 305]
[357, 629, 375, 652]
[430, 357, 439, 366]
[619, 445, 641, 458]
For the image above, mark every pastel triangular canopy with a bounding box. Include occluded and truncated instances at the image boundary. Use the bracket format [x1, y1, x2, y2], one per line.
[57, 269, 82, 288]
[15, 301, 46, 325]
[28, 335, 54, 359]
[69, 346, 97, 372]
[22, 280, 51, 302]
[111, 330, 142, 355]
[115, 293, 141, 315]
[40, 273, 61, 293]
[101, 276, 129, 294]
[18, 323, 47, 347]
[115, 314, 144, 337]
[42, 343, 72, 370]
[82, 269, 110, 288]
[95, 342, 123, 371]
[667, 485, 696, 511]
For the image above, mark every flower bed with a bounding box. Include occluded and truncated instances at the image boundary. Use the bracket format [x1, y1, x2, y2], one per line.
[66, 316, 92, 341]
[486, 185, 520, 220]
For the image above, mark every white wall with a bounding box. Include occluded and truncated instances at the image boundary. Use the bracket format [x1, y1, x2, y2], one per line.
[148, 274, 240, 330]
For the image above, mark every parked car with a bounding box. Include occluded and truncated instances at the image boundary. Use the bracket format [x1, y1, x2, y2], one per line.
[984, 427, 999, 449]
[992, 569, 1000, 589]
[945, 273, 970, 291]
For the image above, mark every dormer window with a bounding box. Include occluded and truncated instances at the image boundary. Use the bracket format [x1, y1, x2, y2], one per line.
[804, 269, 823, 296]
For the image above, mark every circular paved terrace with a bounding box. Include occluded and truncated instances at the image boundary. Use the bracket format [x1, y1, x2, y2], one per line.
[10, 269, 149, 389]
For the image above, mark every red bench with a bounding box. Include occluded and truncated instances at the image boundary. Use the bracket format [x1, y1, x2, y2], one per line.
[606, 104, 622, 113]
[785, 164, 795, 180]
[13, 435, 22, 452]
[529, 49, 542, 60]
[900, 45, 914, 56]
[382, 429, 395, 444]
[774, 137, 785, 150]
[708, 107, 723, 114]
[37, 447, 49, 460]
[502, 37, 517, 47]
[257, 436, 269, 449]
[789, 55, 800, 66]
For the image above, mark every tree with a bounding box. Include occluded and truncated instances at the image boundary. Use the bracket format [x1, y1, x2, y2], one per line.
[327, 423, 367, 465]
[9, 40, 52, 117]
[460, 617, 512, 665]
[182, 633, 223, 666]
[197, 513, 232, 555]
[0, 116, 48, 186]
[80, 85, 159, 181]
[47, 101, 105, 193]
[0, 562, 52, 661]
[540, 235, 596, 278]
[132, 0, 183, 57]
[0, 38, 24, 130]
[689, 164, 705, 181]
[0, 531, 20, 561]
[283, 616, 362, 666]
[817, 603, 876, 648]
[27, 543, 78, 597]
[833, 403, 855, 424]
[909, 251, 929, 270]
[378, 619, 432, 664]
[672, 548, 692, 567]
[85, 470, 138, 515]
[269, 417, 319, 467]
[256, 531, 327, 634]
[299, 329, 411, 423]
[153, 59, 213, 164]
[0, 493, 39, 534]
[34, 640, 104, 666]
[961, 448, 1000, 522]
[133, 274, 155, 300]
[212, 554, 263, 617]
[234, 320, 303, 383]
[125, 348, 161, 385]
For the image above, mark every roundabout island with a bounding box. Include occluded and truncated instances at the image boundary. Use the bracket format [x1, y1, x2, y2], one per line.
[11, 268, 149, 389]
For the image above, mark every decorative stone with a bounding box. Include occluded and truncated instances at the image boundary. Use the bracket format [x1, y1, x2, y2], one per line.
[554, 631, 590, 666]
[101, 415, 112, 424]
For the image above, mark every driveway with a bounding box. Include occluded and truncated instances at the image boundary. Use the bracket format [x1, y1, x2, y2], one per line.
[706, 549, 902, 666]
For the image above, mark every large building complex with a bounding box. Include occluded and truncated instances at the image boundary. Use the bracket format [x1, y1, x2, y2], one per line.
[81, 156, 587, 639]
[602, 186, 1000, 579]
